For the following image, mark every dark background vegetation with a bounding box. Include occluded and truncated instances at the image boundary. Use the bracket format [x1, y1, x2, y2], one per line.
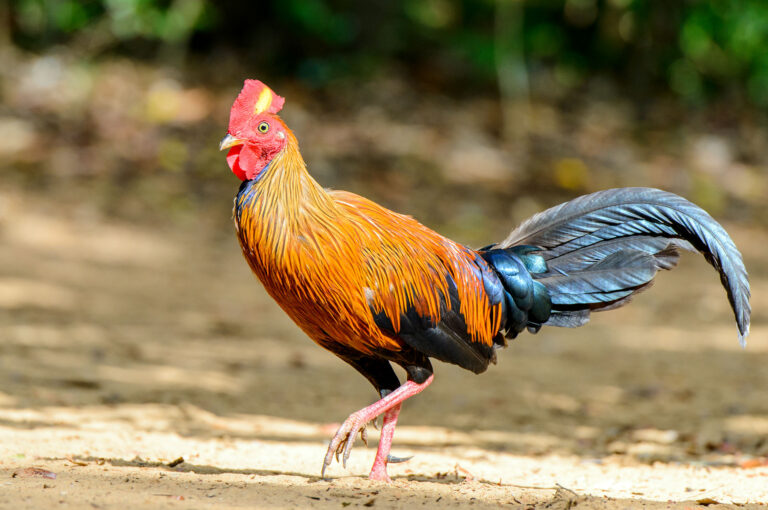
[2, 0, 766, 243]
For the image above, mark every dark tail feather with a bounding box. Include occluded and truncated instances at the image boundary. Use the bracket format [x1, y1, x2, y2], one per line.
[498, 188, 751, 345]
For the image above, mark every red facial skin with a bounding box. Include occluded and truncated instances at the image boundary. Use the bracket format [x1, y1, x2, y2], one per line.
[226, 114, 288, 181]
[225, 80, 288, 181]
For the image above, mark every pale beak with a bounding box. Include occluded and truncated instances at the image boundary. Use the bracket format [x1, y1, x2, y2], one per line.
[219, 133, 243, 151]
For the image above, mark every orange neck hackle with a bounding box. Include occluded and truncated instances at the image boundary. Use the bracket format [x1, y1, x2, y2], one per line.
[235, 127, 336, 245]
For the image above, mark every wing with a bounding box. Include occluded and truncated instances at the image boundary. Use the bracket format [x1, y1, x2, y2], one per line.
[331, 191, 505, 374]
[369, 264, 504, 374]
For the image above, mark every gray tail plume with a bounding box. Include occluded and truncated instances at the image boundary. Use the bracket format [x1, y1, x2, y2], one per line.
[499, 188, 751, 345]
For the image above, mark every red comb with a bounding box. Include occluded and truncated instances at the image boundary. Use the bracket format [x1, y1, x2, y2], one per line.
[229, 80, 285, 131]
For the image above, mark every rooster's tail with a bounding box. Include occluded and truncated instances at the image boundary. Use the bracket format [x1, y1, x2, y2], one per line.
[486, 188, 750, 345]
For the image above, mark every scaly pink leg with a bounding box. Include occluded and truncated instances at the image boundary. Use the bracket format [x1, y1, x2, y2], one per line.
[321, 375, 434, 480]
[368, 404, 401, 481]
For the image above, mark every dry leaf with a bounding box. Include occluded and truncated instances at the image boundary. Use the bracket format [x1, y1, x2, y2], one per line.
[740, 458, 767, 469]
[66, 455, 88, 466]
[454, 463, 474, 482]
[12, 467, 57, 479]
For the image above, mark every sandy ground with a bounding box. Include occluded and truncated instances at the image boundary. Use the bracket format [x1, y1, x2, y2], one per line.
[1, 191, 767, 509]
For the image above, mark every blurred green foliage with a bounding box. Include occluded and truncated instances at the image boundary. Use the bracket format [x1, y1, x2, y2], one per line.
[8, 0, 768, 108]
[13, 0, 211, 43]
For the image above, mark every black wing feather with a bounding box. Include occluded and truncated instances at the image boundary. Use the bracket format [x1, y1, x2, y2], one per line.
[371, 272, 498, 374]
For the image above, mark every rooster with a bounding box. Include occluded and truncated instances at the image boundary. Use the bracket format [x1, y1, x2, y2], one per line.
[219, 80, 750, 482]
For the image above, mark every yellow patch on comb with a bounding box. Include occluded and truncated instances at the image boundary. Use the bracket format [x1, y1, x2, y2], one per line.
[253, 87, 274, 114]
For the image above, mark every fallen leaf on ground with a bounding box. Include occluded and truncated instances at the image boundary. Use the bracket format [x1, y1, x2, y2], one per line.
[739, 458, 768, 469]
[154, 494, 185, 500]
[66, 455, 88, 466]
[12, 468, 57, 479]
[454, 463, 474, 482]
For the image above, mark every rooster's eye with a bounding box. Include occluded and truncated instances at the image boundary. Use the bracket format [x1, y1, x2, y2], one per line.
[257, 121, 270, 133]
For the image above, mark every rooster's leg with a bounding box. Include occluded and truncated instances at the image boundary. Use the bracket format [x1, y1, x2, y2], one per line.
[368, 403, 401, 481]
[321, 375, 433, 480]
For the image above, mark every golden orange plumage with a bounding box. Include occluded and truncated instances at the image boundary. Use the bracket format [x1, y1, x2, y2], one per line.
[234, 124, 502, 358]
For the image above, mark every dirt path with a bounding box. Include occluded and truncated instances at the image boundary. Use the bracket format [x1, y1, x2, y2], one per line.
[1, 191, 766, 508]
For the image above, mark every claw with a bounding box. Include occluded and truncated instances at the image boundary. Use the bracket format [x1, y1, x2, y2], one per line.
[322, 412, 366, 475]
[342, 430, 356, 467]
[320, 376, 435, 480]
[386, 454, 413, 464]
[321, 448, 331, 479]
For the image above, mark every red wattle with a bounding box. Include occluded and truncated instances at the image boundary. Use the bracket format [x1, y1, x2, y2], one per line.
[238, 144, 264, 178]
[226, 141, 280, 181]
[227, 145, 247, 181]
